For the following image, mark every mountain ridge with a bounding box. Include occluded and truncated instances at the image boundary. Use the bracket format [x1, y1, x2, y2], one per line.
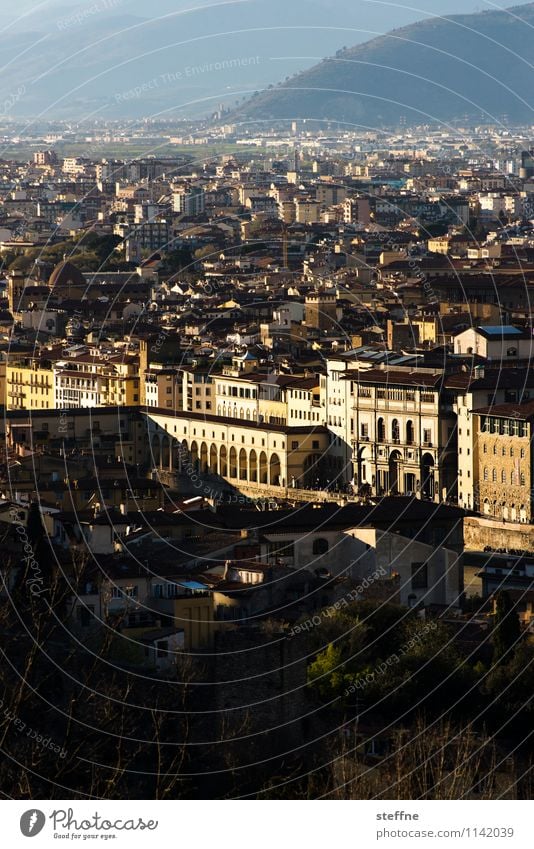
[228, 2, 534, 126]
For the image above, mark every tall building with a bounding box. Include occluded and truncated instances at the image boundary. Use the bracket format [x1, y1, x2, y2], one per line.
[172, 185, 206, 216]
[305, 291, 338, 332]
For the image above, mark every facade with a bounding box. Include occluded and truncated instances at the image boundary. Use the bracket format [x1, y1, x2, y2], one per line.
[349, 369, 457, 501]
[453, 326, 532, 360]
[6, 359, 54, 411]
[473, 400, 534, 523]
[146, 409, 330, 491]
[450, 367, 534, 511]
[172, 185, 206, 215]
[54, 354, 140, 409]
[305, 291, 338, 331]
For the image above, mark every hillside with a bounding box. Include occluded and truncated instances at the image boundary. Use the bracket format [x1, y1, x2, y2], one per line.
[230, 3, 534, 126]
[0, 0, 483, 120]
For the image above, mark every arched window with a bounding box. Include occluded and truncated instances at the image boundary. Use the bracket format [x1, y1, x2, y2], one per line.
[312, 538, 329, 556]
[492, 469, 497, 482]
[483, 467, 488, 481]
[392, 419, 400, 443]
[377, 418, 385, 442]
[501, 469, 506, 483]
[406, 420, 414, 445]
[521, 472, 526, 486]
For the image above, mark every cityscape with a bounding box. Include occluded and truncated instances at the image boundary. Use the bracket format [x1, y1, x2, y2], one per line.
[2, 0, 534, 816]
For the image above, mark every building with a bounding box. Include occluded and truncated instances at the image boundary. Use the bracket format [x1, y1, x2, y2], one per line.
[172, 185, 206, 216]
[54, 353, 140, 409]
[349, 368, 458, 501]
[473, 399, 534, 523]
[146, 409, 331, 492]
[305, 290, 338, 331]
[294, 198, 320, 224]
[6, 357, 54, 411]
[453, 326, 532, 361]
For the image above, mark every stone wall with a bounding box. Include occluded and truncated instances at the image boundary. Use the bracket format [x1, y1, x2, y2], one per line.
[464, 516, 534, 553]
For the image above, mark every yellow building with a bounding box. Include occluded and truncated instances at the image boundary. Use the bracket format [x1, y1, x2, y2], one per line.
[6, 358, 54, 411]
[54, 353, 140, 408]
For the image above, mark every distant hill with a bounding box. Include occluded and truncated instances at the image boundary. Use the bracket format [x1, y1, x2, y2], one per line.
[229, 3, 534, 127]
[0, 0, 484, 120]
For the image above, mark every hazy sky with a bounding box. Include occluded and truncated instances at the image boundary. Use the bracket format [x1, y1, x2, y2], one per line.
[0, 0, 525, 119]
[1, 0, 513, 27]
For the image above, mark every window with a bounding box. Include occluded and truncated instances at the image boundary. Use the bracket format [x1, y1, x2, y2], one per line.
[291, 441, 298, 450]
[267, 540, 295, 561]
[501, 470, 506, 483]
[377, 418, 385, 441]
[411, 562, 428, 589]
[312, 538, 329, 556]
[312, 440, 319, 449]
[483, 467, 488, 481]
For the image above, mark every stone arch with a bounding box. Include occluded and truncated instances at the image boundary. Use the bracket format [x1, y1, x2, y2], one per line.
[249, 449, 258, 482]
[269, 453, 281, 486]
[209, 444, 218, 474]
[389, 449, 402, 494]
[200, 442, 208, 474]
[229, 446, 237, 478]
[190, 441, 199, 473]
[421, 452, 434, 499]
[259, 451, 268, 484]
[239, 448, 248, 480]
[177, 439, 188, 471]
[161, 435, 171, 469]
[219, 445, 228, 477]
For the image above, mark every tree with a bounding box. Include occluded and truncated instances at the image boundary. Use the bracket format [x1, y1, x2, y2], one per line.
[492, 591, 521, 662]
[308, 643, 344, 698]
